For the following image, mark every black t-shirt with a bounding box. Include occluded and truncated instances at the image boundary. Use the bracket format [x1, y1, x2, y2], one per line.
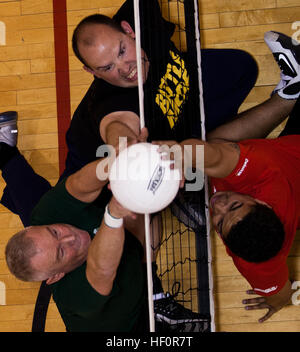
[63, 0, 201, 212]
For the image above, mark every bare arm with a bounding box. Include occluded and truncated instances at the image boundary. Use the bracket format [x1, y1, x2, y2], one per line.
[85, 197, 136, 295]
[207, 94, 296, 143]
[65, 159, 109, 203]
[180, 138, 240, 178]
[155, 138, 240, 178]
[64, 120, 149, 204]
[100, 110, 141, 147]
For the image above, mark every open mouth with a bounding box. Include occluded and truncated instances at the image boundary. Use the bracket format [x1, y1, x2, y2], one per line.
[126, 67, 137, 81]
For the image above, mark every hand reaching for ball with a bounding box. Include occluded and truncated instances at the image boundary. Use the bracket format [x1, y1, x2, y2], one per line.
[108, 196, 137, 220]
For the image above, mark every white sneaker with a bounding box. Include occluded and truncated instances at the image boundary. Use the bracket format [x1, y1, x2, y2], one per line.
[0, 111, 18, 147]
[264, 31, 300, 99]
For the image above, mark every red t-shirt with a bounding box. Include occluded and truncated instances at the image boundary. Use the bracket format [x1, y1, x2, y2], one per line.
[210, 135, 300, 296]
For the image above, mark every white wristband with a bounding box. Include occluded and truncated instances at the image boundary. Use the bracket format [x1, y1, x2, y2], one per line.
[104, 205, 123, 229]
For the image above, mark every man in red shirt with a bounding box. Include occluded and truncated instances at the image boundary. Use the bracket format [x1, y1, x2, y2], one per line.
[155, 31, 300, 323]
[209, 135, 300, 322]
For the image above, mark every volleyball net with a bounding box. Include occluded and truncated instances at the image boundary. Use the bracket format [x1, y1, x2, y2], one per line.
[134, 0, 215, 332]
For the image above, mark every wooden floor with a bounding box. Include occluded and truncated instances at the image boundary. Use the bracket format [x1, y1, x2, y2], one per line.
[0, 0, 300, 332]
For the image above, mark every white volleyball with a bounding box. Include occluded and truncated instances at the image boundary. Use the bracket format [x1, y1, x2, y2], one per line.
[109, 143, 180, 214]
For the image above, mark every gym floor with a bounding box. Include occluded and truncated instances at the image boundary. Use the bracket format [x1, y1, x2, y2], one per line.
[0, 0, 299, 332]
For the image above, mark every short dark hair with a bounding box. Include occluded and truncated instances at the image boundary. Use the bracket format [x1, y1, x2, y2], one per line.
[224, 203, 285, 263]
[72, 14, 125, 68]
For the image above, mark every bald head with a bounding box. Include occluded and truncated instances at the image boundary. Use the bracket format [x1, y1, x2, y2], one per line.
[72, 13, 149, 88]
[72, 14, 126, 68]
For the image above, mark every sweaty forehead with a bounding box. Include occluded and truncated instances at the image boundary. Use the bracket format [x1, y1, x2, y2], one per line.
[79, 23, 120, 45]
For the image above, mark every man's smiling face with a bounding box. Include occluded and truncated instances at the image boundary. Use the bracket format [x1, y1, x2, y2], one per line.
[78, 21, 150, 88]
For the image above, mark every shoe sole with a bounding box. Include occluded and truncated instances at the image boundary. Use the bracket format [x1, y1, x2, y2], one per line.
[155, 313, 207, 325]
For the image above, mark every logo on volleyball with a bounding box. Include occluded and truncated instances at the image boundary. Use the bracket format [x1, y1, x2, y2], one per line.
[147, 165, 165, 194]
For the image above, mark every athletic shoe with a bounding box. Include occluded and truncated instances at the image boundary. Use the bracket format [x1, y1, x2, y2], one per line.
[0, 111, 18, 146]
[170, 188, 206, 233]
[153, 282, 210, 329]
[156, 319, 210, 332]
[264, 31, 300, 99]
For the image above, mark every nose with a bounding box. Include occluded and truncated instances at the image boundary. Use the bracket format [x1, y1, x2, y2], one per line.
[60, 233, 75, 246]
[116, 60, 130, 75]
[213, 195, 228, 214]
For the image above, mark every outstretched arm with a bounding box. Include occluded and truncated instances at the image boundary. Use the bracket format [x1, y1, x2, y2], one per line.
[155, 138, 240, 178]
[86, 196, 136, 295]
[65, 126, 149, 204]
[207, 94, 296, 143]
[181, 138, 240, 178]
[65, 158, 109, 203]
[100, 110, 141, 147]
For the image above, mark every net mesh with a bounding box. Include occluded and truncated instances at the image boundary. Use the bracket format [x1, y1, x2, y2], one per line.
[143, 0, 214, 332]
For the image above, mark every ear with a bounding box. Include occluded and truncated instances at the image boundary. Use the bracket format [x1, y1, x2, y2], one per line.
[46, 272, 65, 285]
[255, 198, 272, 209]
[83, 65, 95, 75]
[120, 21, 135, 38]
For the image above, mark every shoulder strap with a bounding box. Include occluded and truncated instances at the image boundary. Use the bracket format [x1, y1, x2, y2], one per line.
[31, 281, 52, 332]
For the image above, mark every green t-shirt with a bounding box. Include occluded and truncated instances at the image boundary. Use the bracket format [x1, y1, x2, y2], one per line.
[30, 179, 147, 332]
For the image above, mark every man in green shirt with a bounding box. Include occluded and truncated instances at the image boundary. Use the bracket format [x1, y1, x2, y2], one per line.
[5, 155, 149, 332]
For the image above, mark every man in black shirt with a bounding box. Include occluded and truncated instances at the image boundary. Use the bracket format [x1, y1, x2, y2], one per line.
[63, 0, 257, 179]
